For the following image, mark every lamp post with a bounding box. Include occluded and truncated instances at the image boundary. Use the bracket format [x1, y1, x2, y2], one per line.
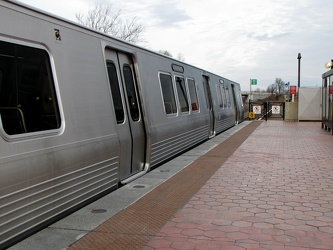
[297, 53, 301, 90]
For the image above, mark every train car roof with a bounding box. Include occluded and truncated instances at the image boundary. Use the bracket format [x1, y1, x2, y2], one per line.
[3, 0, 240, 85]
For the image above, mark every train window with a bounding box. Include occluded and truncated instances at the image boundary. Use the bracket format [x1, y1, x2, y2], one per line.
[123, 65, 139, 121]
[0, 40, 61, 135]
[227, 86, 232, 108]
[175, 76, 189, 113]
[106, 62, 125, 123]
[222, 84, 227, 108]
[239, 87, 243, 107]
[216, 84, 223, 108]
[202, 77, 211, 111]
[187, 79, 199, 111]
[0, 71, 2, 94]
[159, 73, 177, 114]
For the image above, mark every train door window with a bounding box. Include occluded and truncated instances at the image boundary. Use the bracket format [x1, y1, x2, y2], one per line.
[238, 87, 243, 107]
[123, 65, 139, 121]
[216, 84, 223, 108]
[159, 73, 177, 115]
[0, 70, 2, 94]
[202, 78, 211, 110]
[0, 40, 61, 136]
[175, 76, 189, 113]
[187, 79, 199, 111]
[227, 86, 232, 108]
[220, 84, 224, 108]
[222, 84, 228, 108]
[106, 62, 125, 123]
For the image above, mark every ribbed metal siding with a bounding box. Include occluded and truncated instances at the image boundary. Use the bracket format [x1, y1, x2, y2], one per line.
[150, 125, 208, 167]
[0, 158, 118, 246]
[215, 116, 235, 134]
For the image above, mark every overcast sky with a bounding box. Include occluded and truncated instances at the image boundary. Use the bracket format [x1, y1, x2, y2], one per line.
[17, 0, 333, 91]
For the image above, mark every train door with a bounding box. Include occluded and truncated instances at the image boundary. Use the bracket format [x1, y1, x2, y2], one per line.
[202, 75, 215, 137]
[105, 49, 145, 181]
[231, 84, 239, 124]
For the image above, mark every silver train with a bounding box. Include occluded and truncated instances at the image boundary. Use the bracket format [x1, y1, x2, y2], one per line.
[0, 1, 244, 248]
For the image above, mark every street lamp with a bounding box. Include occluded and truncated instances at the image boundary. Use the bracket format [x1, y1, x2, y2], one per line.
[297, 53, 301, 90]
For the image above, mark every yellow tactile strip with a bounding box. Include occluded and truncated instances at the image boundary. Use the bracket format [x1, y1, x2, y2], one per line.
[68, 121, 262, 250]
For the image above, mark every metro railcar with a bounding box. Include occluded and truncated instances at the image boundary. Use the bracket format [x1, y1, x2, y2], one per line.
[0, 1, 244, 248]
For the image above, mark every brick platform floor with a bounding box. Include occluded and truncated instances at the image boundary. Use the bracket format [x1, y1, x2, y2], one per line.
[69, 121, 333, 250]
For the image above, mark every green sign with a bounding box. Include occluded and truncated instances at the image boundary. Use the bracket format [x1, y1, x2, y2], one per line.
[251, 79, 257, 85]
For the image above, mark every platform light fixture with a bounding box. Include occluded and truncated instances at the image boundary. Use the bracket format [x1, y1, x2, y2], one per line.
[325, 59, 333, 69]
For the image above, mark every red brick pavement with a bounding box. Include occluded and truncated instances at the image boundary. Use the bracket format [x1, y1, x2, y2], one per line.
[144, 121, 333, 250]
[68, 121, 260, 250]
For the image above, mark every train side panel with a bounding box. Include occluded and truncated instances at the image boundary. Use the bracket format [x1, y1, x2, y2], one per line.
[205, 76, 244, 135]
[133, 52, 211, 167]
[0, 3, 120, 247]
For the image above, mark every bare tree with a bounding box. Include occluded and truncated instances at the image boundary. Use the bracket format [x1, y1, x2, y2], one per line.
[76, 3, 145, 44]
[158, 50, 173, 57]
[176, 53, 185, 62]
[267, 84, 276, 94]
[158, 50, 185, 62]
[275, 78, 286, 94]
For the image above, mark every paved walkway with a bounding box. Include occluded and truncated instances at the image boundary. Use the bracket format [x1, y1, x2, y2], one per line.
[143, 121, 333, 250]
[65, 121, 333, 249]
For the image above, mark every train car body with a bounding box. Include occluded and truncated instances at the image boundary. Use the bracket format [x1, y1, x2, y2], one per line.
[0, 1, 244, 248]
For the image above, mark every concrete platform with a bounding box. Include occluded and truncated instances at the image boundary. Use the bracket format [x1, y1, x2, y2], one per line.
[10, 121, 333, 250]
